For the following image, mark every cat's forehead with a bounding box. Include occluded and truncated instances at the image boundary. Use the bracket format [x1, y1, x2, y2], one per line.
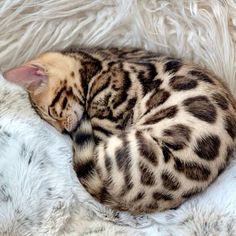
[38, 52, 66, 63]
[36, 52, 76, 72]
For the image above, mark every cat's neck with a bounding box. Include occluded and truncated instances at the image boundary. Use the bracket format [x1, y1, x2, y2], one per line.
[75, 52, 102, 99]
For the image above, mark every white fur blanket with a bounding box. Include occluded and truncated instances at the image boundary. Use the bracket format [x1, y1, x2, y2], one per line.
[0, 0, 235, 235]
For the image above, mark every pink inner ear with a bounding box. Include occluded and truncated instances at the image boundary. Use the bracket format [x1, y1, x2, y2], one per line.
[3, 64, 47, 89]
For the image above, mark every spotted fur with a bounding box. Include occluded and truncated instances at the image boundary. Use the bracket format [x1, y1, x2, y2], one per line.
[4, 47, 236, 214]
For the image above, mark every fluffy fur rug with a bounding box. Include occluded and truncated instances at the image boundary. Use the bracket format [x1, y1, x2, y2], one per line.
[0, 0, 235, 235]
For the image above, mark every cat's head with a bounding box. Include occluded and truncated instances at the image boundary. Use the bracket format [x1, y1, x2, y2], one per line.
[3, 52, 84, 133]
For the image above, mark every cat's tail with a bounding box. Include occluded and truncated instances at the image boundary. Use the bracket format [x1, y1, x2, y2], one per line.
[72, 115, 104, 196]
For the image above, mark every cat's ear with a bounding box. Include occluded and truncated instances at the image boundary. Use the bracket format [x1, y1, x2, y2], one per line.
[3, 64, 47, 91]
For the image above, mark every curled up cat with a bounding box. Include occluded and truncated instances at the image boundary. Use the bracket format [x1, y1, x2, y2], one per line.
[4, 47, 236, 214]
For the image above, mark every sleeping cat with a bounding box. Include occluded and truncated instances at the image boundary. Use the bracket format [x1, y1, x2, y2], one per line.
[4, 47, 236, 214]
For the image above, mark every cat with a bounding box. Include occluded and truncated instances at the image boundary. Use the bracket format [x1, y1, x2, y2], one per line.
[4, 47, 236, 214]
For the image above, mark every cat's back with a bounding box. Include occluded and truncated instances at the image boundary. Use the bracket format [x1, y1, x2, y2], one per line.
[82, 48, 236, 145]
[84, 47, 236, 132]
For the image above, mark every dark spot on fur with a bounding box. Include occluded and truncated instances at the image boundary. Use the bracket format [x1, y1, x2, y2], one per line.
[125, 173, 133, 190]
[81, 57, 102, 80]
[143, 79, 163, 94]
[162, 124, 191, 151]
[163, 124, 191, 140]
[99, 187, 112, 204]
[67, 86, 73, 96]
[79, 68, 88, 96]
[146, 202, 159, 210]
[174, 158, 211, 181]
[183, 96, 217, 123]
[136, 63, 160, 93]
[70, 71, 75, 78]
[224, 115, 236, 139]
[104, 155, 112, 173]
[76, 160, 95, 179]
[88, 74, 111, 105]
[114, 136, 133, 195]
[120, 173, 134, 197]
[94, 136, 102, 145]
[96, 165, 102, 178]
[153, 191, 173, 201]
[113, 71, 131, 109]
[189, 70, 214, 84]
[194, 134, 220, 160]
[145, 89, 170, 114]
[163, 142, 185, 150]
[162, 145, 172, 162]
[169, 76, 198, 91]
[136, 131, 158, 166]
[93, 125, 113, 137]
[164, 60, 182, 74]
[71, 71, 75, 77]
[115, 137, 131, 172]
[115, 136, 134, 196]
[50, 87, 66, 107]
[103, 176, 113, 187]
[133, 191, 145, 202]
[74, 132, 93, 147]
[182, 187, 202, 198]
[161, 171, 180, 191]
[61, 96, 68, 109]
[212, 93, 229, 110]
[144, 105, 178, 125]
[130, 66, 137, 73]
[127, 97, 137, 110]
[139, 161, 156, 185]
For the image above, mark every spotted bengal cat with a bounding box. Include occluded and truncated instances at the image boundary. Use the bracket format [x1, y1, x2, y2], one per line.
[4, 47, 236, 214]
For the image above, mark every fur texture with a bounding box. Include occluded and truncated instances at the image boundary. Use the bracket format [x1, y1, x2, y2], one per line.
[4, 48, 236, 214]
[0, 0, 235, 235]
